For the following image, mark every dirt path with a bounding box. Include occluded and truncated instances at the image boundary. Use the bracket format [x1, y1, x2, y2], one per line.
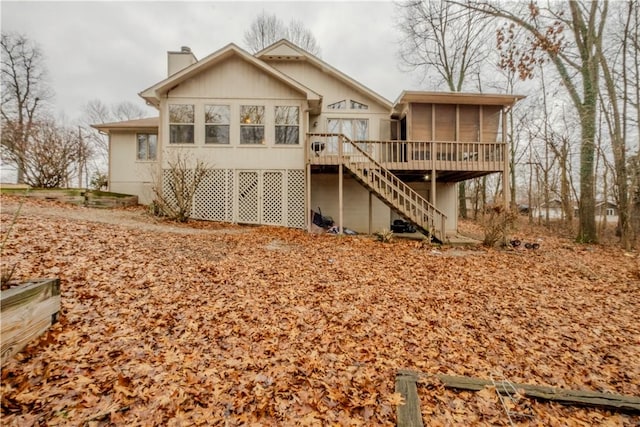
[0, 196, 247, 236]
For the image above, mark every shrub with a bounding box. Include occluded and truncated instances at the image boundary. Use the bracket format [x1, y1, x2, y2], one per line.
[481, 204, 517, 247]
[150, 152, 209, 223]
[375, 228, 394, 243]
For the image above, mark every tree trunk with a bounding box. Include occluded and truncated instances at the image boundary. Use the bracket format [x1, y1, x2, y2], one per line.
[459, 182, 467, 219]
[577, 108, 597, 243]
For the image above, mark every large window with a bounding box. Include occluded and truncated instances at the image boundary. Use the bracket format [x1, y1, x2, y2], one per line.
[205, 105, 230, 144]
[136, 134, 157, 161]
[275, 106, 299, 145]
[240, 105, 265, 144]
[327, 118, 369, 153]
[328, 118, 368, 140]
[169, 104, 194, 144]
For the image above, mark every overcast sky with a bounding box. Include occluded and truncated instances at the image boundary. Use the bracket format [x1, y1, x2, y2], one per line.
[2, 1, 420, 122]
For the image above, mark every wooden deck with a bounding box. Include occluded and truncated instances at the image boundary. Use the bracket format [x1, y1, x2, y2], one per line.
[307, 134, 507, 182]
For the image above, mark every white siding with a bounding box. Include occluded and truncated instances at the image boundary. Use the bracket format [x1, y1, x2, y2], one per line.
[109, 131, 156, 204]
[267, 61, 390, 139]
[159, 56, 309, 172]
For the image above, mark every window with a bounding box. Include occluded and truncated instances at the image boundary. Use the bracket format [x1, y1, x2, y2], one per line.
[350, 100, 368, 110]
[205, 105, 230, 144]
[328, 118, 368, 140]
[275, 106, 299, 145]
[169, 104, 194, 144]
[137, 134, 157, 160]
[240, 105, 265, 144]
[327, 99, 368, 110]
[327, 118, 369, 152]
[606, 208, 614, 216]
[327, 100, 346, 110]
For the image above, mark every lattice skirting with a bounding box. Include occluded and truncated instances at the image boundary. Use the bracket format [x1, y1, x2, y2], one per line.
[164, 169, 305, 228]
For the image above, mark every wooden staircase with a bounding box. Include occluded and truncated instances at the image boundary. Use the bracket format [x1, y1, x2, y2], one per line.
[341, 138, 447, 242]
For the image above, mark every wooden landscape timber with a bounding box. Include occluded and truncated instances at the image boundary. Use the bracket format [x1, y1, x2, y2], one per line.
[395, 370, 640, 427]
[396, 370, 424, 427]
[1, 278, 60, 366]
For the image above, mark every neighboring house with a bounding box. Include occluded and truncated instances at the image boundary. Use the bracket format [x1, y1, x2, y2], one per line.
[93, 40, 523, 241]
[596, 201, 619, 224]
[532, 199, 619, 224]
[532, 199, 567, 220]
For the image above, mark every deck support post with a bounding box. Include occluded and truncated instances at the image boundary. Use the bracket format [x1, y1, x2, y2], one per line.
[368, 191, 373, 234]
[502, 109, 510, 209]
[306, 162, 311, 232]
[338, 135, 344, 234]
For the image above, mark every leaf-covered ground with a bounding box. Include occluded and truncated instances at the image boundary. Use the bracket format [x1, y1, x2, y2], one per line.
[1, 195, 639, 426]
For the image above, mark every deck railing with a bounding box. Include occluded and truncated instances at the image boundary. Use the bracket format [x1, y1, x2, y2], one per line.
[307, 134, 505, 172]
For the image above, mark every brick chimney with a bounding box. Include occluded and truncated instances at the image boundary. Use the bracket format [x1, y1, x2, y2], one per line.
[167, 46, 197, 76]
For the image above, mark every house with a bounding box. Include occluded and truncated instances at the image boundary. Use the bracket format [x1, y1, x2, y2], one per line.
[531, 199, 619, 224]
[596, 201, 619, 224]
[93, 40, 523, 242]
[532, 199, 567, 220]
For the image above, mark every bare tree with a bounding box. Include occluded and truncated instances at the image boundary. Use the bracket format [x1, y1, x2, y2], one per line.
[594, 0, 637, 248]
[462, 1, 611, 244]
[1, 32, 53, 183]
[112, 101, 147, 122]
[244, 11, 320, 55]
[19, 119, 81, 188]
[397, 0, 492, 91]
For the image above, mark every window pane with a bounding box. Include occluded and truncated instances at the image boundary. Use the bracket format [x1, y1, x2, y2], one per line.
[240, 126, 264, 144]
[170, 124, 194, 144]
[206, 125, 230, 144]
[327, 100, 346, 109]
[342, 120, 353, 139]
[240, 105, 264, 124]
[205, 105, 230, 124]
[350, 100, 368, 110]
[276, 126, 299, 144]
[327, 119, 340, 133]
[148, 135, 157, 159]
[355, 120, 368, 139]
[169, 104, 194, 123]
[137, 134, 147, 160]
[275, 106, 299, 125]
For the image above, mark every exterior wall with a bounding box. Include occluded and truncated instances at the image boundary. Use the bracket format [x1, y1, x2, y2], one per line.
[266, 61, 390, 140]
[397, 181, 457, 234]
[160, 56, 308, 171]
[109, 131, 156, 204]
[310, 173, 390, 233]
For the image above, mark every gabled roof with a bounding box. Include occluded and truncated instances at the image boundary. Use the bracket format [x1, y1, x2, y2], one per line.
[91, 117, 159, 133]
[256, 39, 393, 110]
[139, 43, 322, 112]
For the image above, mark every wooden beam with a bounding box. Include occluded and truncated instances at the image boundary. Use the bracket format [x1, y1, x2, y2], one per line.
[338, 135, 344, 234]
[306, 162, 311, 232]
[502, 109, 509, 209]
[368, 191, 373, 234]
[437, 374, 640, 413]
[396, 371, 424, 427]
